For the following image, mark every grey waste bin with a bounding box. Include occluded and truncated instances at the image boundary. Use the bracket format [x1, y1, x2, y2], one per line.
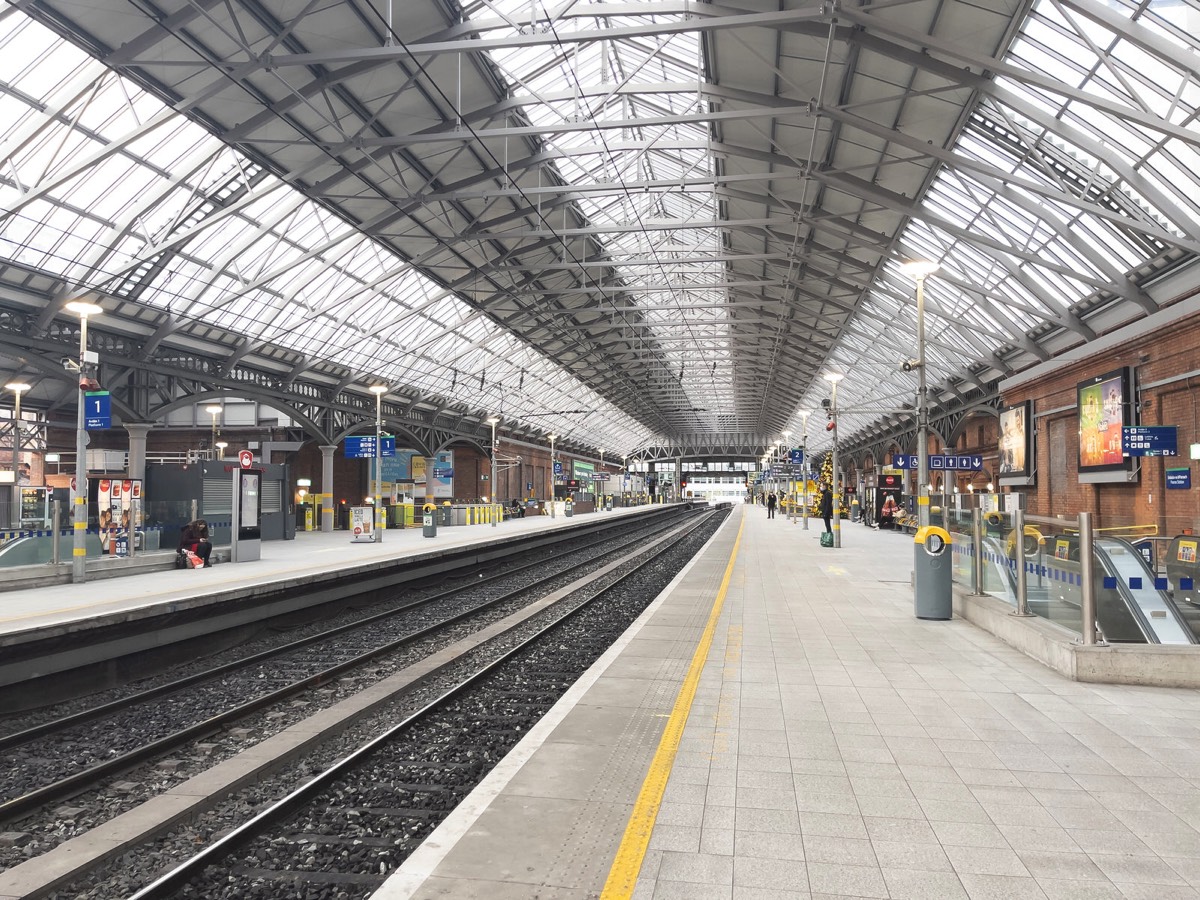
[439, 504, 452, 526]
[422, 504, 437, 538]
[565, 499, 574, 518]
[914, 526, 952, 620]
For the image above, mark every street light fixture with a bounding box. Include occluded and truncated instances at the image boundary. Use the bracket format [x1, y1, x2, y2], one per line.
[215, 441, 228, 458]
[6, 382, 30, 529]
[798, 411, 810, 529]
[487, 415, 500, 527]
[204, 404, 222, 454]
[369, 385, 388, 542]
[899, 260, 939, 530]
[824, 372, 844, 548]
[549, 433, 558, 519]
[66, 300, 103, 583]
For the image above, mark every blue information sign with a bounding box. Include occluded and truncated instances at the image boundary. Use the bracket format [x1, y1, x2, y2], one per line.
[84, 391, 111, 430]
[433, 467, 453, 478]
[1123, 426, 1178, 457]
[891, 453, 982, 471]
[789, 448, 804, 465]
[344, 436, 396, 458]
[553, 461, 563, 475]
[1166, 468, 1191, 490]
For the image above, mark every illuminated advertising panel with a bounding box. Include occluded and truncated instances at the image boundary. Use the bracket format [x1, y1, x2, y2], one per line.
[1078, 367, 1134, 479]
[998, 400, 1032, 478]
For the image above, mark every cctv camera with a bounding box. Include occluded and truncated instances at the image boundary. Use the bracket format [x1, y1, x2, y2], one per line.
[62, 357, 80, 371]
[901, 359, 922, 373]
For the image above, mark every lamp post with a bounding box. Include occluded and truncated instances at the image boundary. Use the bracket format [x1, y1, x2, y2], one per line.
[369, 385, 387, 542]
[67, 300, 103, 584]
[900, 260, 939, 529]
[215, 440, 228, 459]
[549, 433, 558, 518]
[799, 411, 810, 529]
[6, 381, 30, 529]
[597, 447, 604, 506]
[782, 430, 792, 522]
[487, 416, 500, 527]
[825, 372, 843, 548]
[204, 404, 222, 455]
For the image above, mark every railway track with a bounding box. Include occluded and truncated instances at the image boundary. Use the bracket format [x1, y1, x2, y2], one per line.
[127, 507, 727, 900]
[0, 508, 696, 829]
[0, 508, 724, 900]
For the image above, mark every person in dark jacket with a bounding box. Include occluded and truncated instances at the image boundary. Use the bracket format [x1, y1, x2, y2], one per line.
[766, 492, 777, 519]
[179, 519, 212, 567]
[820, 484, 834, 534]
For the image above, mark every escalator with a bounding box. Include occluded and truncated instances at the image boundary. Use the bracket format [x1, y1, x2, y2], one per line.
[976, 532, 1197, 644]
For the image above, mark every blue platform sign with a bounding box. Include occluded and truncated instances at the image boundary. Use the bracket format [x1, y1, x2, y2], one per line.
[84, 391, 111, 430]
[345, 436, 396, 458]
[891, 453, 982, 471]
[553, 461, 563, 475]
[433, 467, 454, 478]
[789, 448, 804, 465]
[1123, 426, 1178, 457]
[1166, 468, 1191, 490]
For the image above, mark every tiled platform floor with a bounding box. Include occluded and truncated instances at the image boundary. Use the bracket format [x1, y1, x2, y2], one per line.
[386, 504, 1200, 900]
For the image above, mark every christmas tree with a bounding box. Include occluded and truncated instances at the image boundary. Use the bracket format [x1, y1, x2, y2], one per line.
[809, 454, 846, 517]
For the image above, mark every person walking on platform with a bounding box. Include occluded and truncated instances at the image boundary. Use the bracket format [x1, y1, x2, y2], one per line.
[179, 518, 212, 567]
[766, 491, 777, 519]
[820, 483, 834, 534]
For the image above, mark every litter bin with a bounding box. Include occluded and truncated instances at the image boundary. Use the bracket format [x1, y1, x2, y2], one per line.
[914, 526, 953, 620]
[605, 496, 613, 511]
[422, 503, 437, 538]
[439, 502, 452, 526]
[565, 498, 574, 518]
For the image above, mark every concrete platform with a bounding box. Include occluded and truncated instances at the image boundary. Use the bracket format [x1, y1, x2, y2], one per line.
[0, 505, 658, 646]
[377, 504, 1200, 900]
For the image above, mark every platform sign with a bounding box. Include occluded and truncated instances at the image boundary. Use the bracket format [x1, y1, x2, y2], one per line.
[593, 473, 610, 481]
[84, 391, 111, 430]
[553, 461, 563, 475]
[789, 448, 805, 465]
[1166, 468, 1191, 489]
[345, 436, 396, 458]
[891, 454, 982, 471]
[1123, 426, 1178, 457]
[433, 467, 453, 478]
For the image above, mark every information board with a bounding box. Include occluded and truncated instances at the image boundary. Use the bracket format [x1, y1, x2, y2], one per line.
[892, 454, 983, 471]
[344, 436, 396, 458]
[1122, 426, 1178, 457]
[1166, 468, 1192, 489]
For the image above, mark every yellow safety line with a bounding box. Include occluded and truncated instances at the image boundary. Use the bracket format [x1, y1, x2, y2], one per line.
[600, 514, 744, 900]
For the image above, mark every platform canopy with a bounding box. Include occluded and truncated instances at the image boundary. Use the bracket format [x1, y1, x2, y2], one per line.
[1, 0, 1198, 456]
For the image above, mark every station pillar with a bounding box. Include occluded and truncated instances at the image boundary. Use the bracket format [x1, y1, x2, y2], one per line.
[424, 456, 438, 509]
[320, 444, 337, 532]
[124, 423, 152, 481]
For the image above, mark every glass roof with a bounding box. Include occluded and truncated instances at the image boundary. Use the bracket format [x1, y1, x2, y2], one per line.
[2, 0, 1200, 458]
[799, 0, 1200, 447]
[0, 5, 656, 451]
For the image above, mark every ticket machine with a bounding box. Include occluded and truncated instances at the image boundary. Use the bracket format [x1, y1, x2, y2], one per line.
[231, 455, 262, 563]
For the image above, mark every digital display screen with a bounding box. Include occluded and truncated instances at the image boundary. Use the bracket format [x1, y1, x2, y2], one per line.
[998, 401, 1031, 478]
[1078, 367, 1133, 474]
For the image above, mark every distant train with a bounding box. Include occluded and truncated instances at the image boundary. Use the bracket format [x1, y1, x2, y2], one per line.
[681, 476, 749, 504]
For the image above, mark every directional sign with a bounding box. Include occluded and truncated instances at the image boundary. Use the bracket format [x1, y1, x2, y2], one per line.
[433, 467, 454, 478]
[84, 391, 111, 430]
[1123, 426, 1178, 457]
[890, 453, 982, 471]
[553, 461, 563, 475]
[344, 436, 396, 458]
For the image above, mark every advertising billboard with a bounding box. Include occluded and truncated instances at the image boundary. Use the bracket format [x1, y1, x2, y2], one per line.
[998, 400, 1032, 479]
[1078, 367, 1134, 481]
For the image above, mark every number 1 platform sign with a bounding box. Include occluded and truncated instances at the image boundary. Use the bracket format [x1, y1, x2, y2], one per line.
[85, 391, 111, 430]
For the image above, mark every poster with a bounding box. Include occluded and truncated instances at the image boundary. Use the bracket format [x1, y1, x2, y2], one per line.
[998, 401, 1030, 477]
[1078, 369, 1129, 470]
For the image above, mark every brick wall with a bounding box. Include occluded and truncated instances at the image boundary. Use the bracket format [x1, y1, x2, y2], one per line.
[1003, 309, 1200, 533]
